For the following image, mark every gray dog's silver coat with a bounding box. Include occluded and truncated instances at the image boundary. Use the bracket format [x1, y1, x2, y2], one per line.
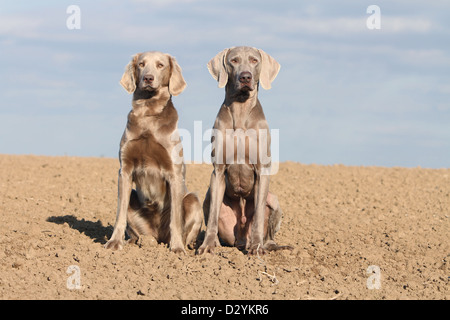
[198, 46, 292, 255]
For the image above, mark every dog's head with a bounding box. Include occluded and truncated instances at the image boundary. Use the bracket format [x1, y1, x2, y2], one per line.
[120, 51, 186, 96]
[207, 46, 280, 98]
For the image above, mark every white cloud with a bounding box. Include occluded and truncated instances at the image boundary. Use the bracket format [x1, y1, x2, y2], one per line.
[131, 0, 203, 5]
[0, 15, 44, 38]
[382, 17, 434, 33]
[264, 14, 437, 36]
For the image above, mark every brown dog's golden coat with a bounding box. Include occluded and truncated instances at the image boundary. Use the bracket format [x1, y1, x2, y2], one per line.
[105, 51, 202, 253]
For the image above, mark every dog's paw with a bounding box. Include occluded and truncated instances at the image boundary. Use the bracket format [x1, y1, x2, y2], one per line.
[247, 243, 266, 256]
[197, 236, 220, 255]
[170, 246, 186, 255]
[197, 244, 215, 255]
[169, 237, 186, 255]
[104, 239, 124, 251]
[198, 246, 215, 254]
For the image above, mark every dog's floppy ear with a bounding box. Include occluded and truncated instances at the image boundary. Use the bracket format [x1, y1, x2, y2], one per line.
[168, 55, 187, 96]
[207, 48, 231, 88]
[120, 53, 140, 94]
[257, 49, 280, 90]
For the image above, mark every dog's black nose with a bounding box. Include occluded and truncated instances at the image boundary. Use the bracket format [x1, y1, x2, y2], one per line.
[143, 75, 154, 83]
[239, 72, 252, 84]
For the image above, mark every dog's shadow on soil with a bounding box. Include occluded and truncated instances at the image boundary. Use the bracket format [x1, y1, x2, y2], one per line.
[47, 215, 113, 244]
[46, 215, 208, 249]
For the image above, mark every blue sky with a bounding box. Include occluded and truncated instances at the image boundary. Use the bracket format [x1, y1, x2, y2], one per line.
[1, 0, 449, 168]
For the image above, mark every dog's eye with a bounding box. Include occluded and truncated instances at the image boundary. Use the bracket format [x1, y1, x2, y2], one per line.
[250, 58, 258, 64]
[138, 62, 145, 68]
[157, 63, 164, 69]
[230, 58, 238, 64]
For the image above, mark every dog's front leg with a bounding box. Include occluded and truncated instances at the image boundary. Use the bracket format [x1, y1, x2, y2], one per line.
[105, 168, 133, 250]
[169, 175, 186, 254]
[248, 172, 270, 255]
[198, 165, 226, 254]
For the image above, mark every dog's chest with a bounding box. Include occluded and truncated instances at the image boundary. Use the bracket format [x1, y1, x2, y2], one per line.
[217, 104, 261, 166]
[122, 103, 179, 172]
[123, 131, 173, 173]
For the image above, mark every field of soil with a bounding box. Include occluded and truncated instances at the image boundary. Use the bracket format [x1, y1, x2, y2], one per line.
[0, 154, 448, 300]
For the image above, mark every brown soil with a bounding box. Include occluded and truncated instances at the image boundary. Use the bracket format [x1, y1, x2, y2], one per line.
[0, 154, 448, 300]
